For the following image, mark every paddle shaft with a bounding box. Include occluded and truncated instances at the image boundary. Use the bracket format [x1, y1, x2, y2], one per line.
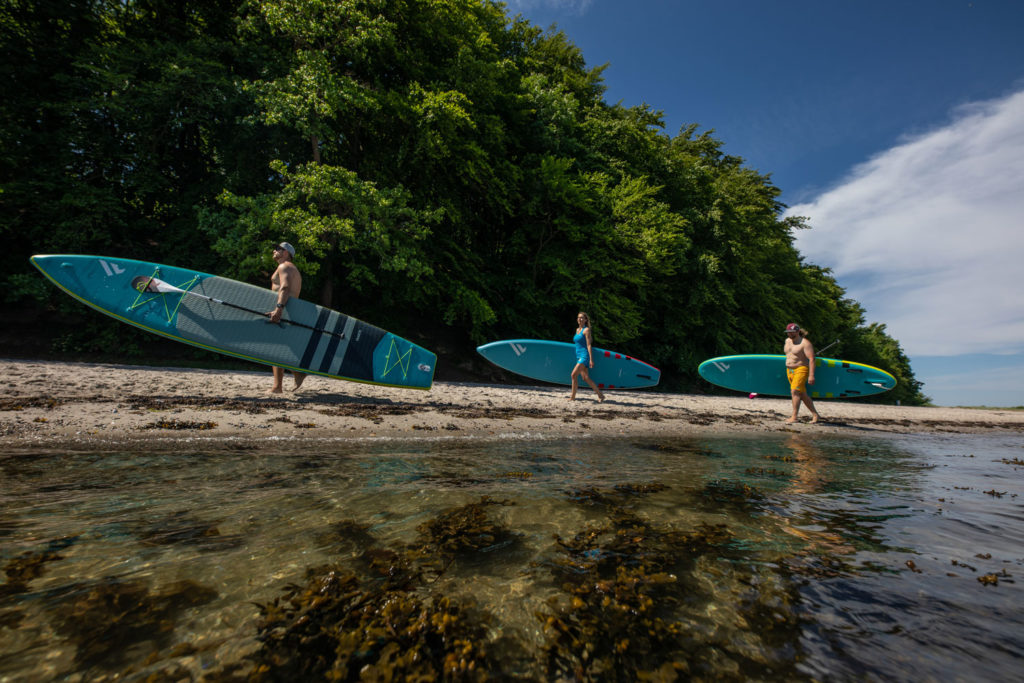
[189, 290, 347, 340]
[811, 340, 891, 389]
[817, 338, 839, 355]
[137, 277, 346, 340]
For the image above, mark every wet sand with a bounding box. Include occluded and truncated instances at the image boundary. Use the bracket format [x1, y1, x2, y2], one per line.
[2, 359, 1022, 448]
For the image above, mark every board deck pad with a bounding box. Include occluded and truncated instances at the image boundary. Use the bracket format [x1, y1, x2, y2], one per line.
[32, 255, 435, 389]
[477, 339, 660, 389]
[697, 354, 896, 398]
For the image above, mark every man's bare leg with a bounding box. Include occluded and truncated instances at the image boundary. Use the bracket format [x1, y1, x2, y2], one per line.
[803, 394, 820, 423]
[786, 392, 801, 423]
[268, 367, 285, 394]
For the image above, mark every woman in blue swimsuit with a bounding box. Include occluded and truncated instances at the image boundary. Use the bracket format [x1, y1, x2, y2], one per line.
[569, 312, 605, 402]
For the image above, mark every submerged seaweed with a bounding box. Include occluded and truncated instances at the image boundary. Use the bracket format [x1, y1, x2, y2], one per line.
[0, 536, 77, 596]
[413, 496, 520, 559]
[313, 518, 377, 554]
[242, 497, 524, 681]
[53, 579, 217, 667]
[2, 550, 64, 597]
[697, 478, 767, 513]
[251, 568, 491, 681]
[534, 503, 814, 681]
[535, 507, 734, 680]
[134, 511, 244, 551]
[565, 481, 670, 508]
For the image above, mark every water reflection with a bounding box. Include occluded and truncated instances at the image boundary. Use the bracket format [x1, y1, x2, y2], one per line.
[0, 433, 1021, 680]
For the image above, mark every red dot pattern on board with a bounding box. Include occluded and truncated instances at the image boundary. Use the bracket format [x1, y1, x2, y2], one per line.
[598, 383, 605, 388]
[604, 351, 610, 357]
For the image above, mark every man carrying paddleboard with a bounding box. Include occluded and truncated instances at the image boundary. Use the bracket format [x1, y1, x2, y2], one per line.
[266, 242, 306, 394]
[784, 323, 820, 424]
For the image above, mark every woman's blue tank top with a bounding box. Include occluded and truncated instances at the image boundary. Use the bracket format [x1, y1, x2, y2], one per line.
[574, 328, 589, 363]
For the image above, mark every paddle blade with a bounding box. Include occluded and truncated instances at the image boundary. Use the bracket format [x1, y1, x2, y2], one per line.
[131, 276, 182, 294]
[131, 276, 156, 293]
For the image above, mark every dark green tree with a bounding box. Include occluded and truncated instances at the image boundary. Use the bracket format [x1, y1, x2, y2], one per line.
[1, 0, 928, 403]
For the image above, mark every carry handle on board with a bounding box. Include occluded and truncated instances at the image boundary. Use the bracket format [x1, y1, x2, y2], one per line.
[131, 276, 346, 340]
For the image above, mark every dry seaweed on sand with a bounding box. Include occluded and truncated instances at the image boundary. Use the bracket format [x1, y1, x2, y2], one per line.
[140, 418, 218, 430]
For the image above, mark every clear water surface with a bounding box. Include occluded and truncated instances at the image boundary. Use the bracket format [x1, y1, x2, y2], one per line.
[1, 431, 1022, 681]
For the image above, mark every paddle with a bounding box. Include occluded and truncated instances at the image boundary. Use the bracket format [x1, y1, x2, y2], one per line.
[131, 276, 346, 340]
[811, 338, 892, 390]
[817, 338, 840, 356]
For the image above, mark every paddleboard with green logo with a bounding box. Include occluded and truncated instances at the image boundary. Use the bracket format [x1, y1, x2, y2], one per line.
[31, 254, 435, 389]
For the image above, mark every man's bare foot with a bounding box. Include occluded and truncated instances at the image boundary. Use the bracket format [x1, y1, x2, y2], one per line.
[267, 388, 283, 395]
[784, 417, 798, 424]
[810, 414, 820, 424]
[597, 394, 605, 403]
[291, 373, 306, 391]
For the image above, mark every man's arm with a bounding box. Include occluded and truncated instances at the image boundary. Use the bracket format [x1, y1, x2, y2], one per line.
[275, 266, 295, 307]
[805, 340, 816, 384]
[267, 265, 293, 323]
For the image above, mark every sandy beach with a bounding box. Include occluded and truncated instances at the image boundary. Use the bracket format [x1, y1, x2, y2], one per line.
[2, 358, 1022, 449]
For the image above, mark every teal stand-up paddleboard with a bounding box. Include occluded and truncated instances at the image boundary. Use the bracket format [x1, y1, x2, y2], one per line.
[32, 255, 436, 389]
[477, 339, 660, 389]
[697, 354, 895, 398]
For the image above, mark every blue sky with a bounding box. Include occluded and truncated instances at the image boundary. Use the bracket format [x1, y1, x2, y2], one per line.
[504, 0, 1024, 406]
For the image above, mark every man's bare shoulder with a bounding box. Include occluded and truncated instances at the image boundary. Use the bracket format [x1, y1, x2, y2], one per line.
[274, 261, 301, 276]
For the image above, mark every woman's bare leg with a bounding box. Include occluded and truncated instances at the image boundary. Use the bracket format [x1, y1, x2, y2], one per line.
[580, 368, 605, 402]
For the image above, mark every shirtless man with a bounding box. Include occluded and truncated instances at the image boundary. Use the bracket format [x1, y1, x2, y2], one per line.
[783, 323, 820, 424]
[266, 242, 306, 393]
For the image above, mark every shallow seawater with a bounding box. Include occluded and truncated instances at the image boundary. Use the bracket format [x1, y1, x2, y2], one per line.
[1, 432, 1022, 681]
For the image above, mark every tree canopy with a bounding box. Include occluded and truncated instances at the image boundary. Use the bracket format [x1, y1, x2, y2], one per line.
[0, 0, 927, 404]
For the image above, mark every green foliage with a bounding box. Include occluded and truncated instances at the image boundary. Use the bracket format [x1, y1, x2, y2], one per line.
[213, 161, 441, 304]
[2, 0, 928, 404]
[52, 322, 143, 358]
[4, 272, 50, 304]
[839, 322, 929, 406]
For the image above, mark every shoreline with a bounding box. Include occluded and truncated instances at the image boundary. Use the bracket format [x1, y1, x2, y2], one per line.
[2, 359, 1022, 450]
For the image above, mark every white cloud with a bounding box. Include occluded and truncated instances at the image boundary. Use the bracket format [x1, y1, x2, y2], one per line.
[788, 90, 1024, 356]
